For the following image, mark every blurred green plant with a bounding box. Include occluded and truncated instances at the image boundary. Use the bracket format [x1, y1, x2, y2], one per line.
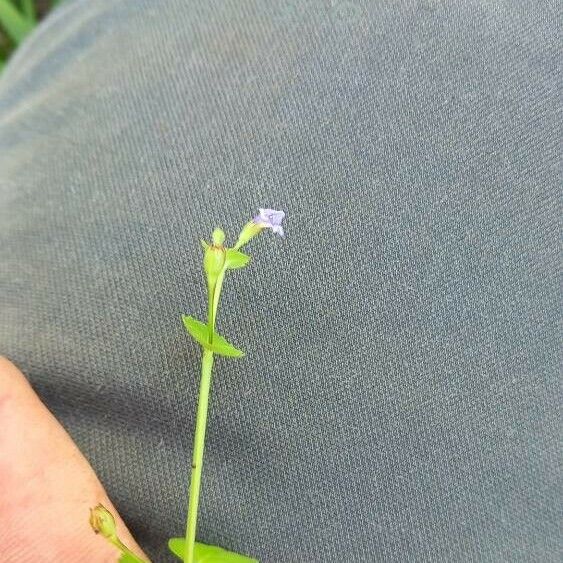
[0, 0, 60, 71]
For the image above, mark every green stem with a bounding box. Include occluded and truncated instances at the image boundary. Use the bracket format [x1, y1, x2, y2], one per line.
[184, 348, 214, 563]
[184, 261, 227, 562]
[206, 280, 215, 343]
[112, 538, 146, 562]
[207, 268, 226, 344]
[211, 270, 226, 330]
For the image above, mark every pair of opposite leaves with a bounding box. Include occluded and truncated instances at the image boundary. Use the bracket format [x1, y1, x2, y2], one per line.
[182, 246, 251, 358]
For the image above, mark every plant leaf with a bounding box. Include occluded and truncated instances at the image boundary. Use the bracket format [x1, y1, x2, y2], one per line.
[182, 315, 244, 358]
[119, 553, 146, 563]
[0, 0, 34, 43]
[20, 0, 35, 22]
[225, 249, 250, 269]
[210, 331, 244, 357]
[168, 538, 183, 560]
[182, 315, 210, 348]
[168, 538, 258, 562]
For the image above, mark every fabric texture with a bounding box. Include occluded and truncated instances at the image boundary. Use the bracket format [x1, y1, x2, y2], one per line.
[0, 1, 561, 561]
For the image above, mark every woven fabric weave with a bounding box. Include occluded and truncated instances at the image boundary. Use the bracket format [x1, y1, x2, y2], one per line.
[0, 1, 561, 561]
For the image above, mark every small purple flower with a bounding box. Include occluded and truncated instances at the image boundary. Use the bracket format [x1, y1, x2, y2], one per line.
[253, 208, 285, 236]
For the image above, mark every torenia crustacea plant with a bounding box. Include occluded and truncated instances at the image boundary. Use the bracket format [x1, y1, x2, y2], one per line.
[89, 209, 285, 563]
[178, 209, 284, 563]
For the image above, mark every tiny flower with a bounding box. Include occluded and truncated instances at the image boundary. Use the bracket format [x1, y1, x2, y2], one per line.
[89, 504, 117, 541]
[234, 208, 285, 249]
[253, 208, 285, 236]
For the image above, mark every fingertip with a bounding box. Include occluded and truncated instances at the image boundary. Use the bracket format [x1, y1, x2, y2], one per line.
[0, 356, 37, 412]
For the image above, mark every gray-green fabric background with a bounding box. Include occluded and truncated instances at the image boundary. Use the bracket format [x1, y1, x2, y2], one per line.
[0, 1, 561, 561]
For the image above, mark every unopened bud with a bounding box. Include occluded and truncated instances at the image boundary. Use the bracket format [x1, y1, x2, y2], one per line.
[212, 228, 226, 246]
[89, 504, 117, 541]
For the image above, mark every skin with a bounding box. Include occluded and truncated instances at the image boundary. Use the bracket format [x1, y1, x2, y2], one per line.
[0, 356, 147, 562]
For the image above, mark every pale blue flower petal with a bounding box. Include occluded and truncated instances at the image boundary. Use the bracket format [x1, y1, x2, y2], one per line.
[253, 208, 285, 236]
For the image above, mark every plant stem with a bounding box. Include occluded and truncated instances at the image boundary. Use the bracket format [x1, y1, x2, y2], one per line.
[211, 270, 226, 331]
[184, 260, 226, 562]
[184, 348, 215, 563]
[113, 538, 147, 562]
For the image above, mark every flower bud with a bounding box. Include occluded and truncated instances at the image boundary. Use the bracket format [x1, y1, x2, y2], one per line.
[212, 227, 225, 246]
[89, 504, 117, 541]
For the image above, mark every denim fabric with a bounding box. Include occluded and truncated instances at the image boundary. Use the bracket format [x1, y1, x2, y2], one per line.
[0, 1, 561, 561]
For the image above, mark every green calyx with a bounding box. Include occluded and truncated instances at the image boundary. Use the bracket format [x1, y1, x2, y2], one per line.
[233, 220, 264, 250]
[203, 244, 226, 282]
[89, 504, 147, 563]
[193, 228, 251, 352]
